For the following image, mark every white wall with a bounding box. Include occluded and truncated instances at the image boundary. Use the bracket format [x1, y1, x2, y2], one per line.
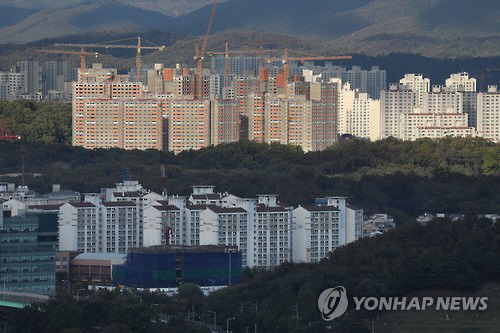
[199, 209, 219, 245]
[3, 199, 27, 217]
[292, 206, 310, 263]
[58, 203, 78, 251]
[143, 206, 163, 247]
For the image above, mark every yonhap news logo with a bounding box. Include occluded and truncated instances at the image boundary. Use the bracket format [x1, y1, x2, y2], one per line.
[317, 286, 349, 321]
[318, 286, 488, 320]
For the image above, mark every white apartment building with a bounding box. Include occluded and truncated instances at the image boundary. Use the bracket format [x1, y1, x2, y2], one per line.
[0, 71, 26, 99]
[323, 196, 363, 243]
[186, 204, 208, 246]
[199, 206, 249, 266]
[400, 74, 430, 107]
[381, 84, 416, 139]
[423, 85, 463, 114]
[477, 85, 500, 142]
[445, 72, 476, 92]
[254, 205, 291, 269]
[143, 204, 183, 247]
[338, 83, 381, 141]
[398, 85, 475, 140]
[100, 201, 138, 254]
[401, 109, 473, 141]
[58, 202, 98, 252]
[292, 205, 341, 263]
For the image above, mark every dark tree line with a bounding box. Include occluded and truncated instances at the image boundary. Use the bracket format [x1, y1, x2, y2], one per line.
[0, 137, 498, 220]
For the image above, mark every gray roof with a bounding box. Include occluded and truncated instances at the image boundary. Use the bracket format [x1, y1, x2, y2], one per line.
[102, 201, 136, 207]
[69, 202, 95, 208]
[256, 206, 287, 213]
[74, 253, 126, 261]
[191, 193, 221, 200]
[302, 205, 340, 212]
[153, 205, 180, 211]
[208, 206, 247, 214]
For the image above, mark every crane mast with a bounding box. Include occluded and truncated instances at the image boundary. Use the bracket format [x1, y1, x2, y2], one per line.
[54, 37, 165, 83]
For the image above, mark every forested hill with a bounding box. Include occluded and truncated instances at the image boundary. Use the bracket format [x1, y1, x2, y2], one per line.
[6, 216, 500, 332]
[205, 216, 500, 332]
[0, 137, 499, 220]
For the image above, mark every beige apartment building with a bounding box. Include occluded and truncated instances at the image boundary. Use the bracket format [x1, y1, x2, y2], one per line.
[72, 64, 165, 150]
[168, 100, 211, 153]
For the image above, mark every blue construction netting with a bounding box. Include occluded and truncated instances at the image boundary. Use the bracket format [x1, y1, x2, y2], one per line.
[113, 250, 243, 288]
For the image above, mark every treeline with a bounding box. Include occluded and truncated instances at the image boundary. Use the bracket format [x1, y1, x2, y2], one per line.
[0, 100, 71, 144]
[3, 216, 500, 333]
[204, 216, 500, 333]
[0, 138, 499, 220]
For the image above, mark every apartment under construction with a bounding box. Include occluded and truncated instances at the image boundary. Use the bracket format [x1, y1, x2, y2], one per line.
[112, 245, 242, 288]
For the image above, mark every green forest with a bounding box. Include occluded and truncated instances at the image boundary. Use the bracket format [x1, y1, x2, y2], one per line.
[1, 135, 499, 220]
[2, 216, 500, 333]
[0, 100, 71, 144]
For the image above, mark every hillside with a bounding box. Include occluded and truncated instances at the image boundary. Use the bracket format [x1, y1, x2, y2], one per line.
[0, 0, 220, 16]
[0, 1, 176, 43]
[3, 216, 500, 332]
[0, 137, 499, 220]
[178, 0, 500, 57]
[0, 0, 499, 56]
[2, 29, 500, 89]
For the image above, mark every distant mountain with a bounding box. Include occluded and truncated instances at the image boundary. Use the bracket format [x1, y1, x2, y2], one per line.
[0, 1, 176, 43]
[0, 0, 222, 16]
[0, 5, 36, 28]
[177, 0, 500, 57]
[0, 0, 499, 57]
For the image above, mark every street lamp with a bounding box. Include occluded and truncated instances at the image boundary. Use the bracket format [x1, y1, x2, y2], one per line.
[208, 310, 216, 330]
[76, 288, 85, 301]
[226, 317, 235, 333]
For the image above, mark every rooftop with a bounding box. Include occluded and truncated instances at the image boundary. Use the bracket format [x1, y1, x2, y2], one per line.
[302, 205, 340, 212]
[28, 204, 62, 210]
[69, 202, 95, 208]
[207, 206, 247, 214]
[74, 253, 126, 261]
[102, 201, 136, 207]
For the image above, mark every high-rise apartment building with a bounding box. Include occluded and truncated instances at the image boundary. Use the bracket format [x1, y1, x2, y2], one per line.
[167, 100, 211, 153]
[477, 85, 500, 143]
[400, 74, 430, 107]
[72, 64, 165, 150]
[445, 72, 476, 92]
[338, 83, 381, 141]
[211, 99, 240, 145]
[381, 84, 416, 139]
[59, 202, 98, 253]
[16, 60, 43, 99]
[310, 80, 340, 150]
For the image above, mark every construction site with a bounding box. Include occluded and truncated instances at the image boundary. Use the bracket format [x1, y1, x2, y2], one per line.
[112, 245, 242, 288]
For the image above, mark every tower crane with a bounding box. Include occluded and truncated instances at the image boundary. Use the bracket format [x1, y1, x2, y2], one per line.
[54, 37, 165, 83]
[194, 0, 217, 100]
[267, 49, 352, 98]
[36, 49, 99, 80]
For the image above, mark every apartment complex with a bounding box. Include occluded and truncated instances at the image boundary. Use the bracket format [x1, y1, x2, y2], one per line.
[50, 181, 366, 269]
